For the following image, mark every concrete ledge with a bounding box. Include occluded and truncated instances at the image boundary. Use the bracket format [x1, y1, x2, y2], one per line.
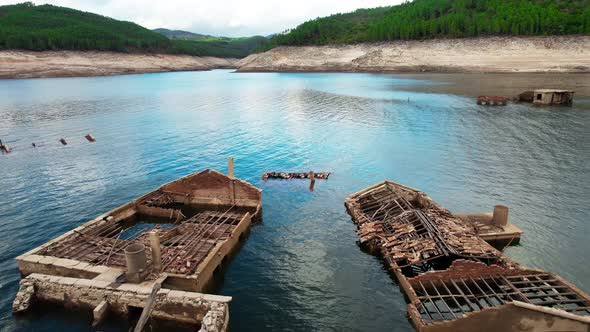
[13, 273, 231, 330]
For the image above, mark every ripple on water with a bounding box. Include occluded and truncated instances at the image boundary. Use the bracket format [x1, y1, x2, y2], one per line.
[0, 71, 589, 331]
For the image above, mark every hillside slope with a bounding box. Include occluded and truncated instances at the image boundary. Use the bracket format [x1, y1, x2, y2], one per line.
[0, 2, 170, 52]
[152, 28, 211, 40]
[154, 29, 271, 58]
[238, 36, 590, 73]
[0, 2, 267, 58]
[270, 0, 590, 47]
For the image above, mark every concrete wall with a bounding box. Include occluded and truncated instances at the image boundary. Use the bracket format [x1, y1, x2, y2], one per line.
[14, 273, 231, 330]
[162, 170, 261, 208]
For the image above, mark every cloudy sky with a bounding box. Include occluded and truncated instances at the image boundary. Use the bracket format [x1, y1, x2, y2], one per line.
[0, 0, 403, 37]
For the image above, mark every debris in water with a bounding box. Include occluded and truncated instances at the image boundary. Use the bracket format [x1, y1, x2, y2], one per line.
[0, 139, 10, 153]
[60, 138, 67, 145]
[262, 171, 331, 180]
[85, 134, 96, 142]
[477, 95, 508, 106]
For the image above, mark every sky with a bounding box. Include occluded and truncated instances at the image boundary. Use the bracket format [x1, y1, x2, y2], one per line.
[0, 0, 403, 37]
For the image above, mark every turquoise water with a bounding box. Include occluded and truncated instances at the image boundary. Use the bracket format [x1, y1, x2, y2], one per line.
[0, 70, 589, 331]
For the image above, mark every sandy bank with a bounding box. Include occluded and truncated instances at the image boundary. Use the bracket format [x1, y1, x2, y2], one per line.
[0, 51, 239, 79]
[237, 36, 590, 73]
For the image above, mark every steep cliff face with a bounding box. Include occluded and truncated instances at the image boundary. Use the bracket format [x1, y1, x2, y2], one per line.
[237, 36, 590, 73]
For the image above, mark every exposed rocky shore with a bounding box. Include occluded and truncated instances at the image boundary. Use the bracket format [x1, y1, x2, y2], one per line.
[0, 51, 239, 79]
[237, 36, 590, 73]
[2, 36, 588, 79]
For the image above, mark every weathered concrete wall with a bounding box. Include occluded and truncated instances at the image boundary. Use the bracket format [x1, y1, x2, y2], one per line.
[163, 170, 261, 208]
[195, 212, 251, 292]
[137, 205, 184, 221]
[17, 254, 107, 279]
[14, 273, 231, 330]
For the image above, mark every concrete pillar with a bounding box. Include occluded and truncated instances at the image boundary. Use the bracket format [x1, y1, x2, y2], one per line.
[228, 157, 234, 179]
[124, 243, 147, 283]
[149, 231, 162, 272]
[493, 205, 509, 226]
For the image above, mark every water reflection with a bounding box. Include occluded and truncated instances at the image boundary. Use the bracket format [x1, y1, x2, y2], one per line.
[0, 70, 589, 331]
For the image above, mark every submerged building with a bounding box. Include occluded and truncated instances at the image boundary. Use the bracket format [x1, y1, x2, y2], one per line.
[345, 181, 590, 332]
[13, 167, 262, 331]
[533, 89, 575, 105]
[519, 89, 575, 105]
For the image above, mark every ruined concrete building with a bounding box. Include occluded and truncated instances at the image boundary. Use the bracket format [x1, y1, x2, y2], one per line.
[518, 89, 575, 105]
[345, 181, 590, 332]
[14, 167, 262, 331]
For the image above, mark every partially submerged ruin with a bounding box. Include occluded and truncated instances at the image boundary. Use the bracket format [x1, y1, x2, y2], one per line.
[518, 89, 575, 105]
[345, 181, 590, 332]
[14, 166, 262, 331]
[476, 96, 508, 106]
[262, 171, 331, 180]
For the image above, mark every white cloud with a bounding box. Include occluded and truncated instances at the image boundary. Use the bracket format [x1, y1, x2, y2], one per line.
[0, 0, 403, 36]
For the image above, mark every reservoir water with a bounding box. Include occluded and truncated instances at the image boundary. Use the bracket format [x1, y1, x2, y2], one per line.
[0, 70, 589, 331]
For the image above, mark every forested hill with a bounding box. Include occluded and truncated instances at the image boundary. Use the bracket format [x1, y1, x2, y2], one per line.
[0, 3, 170, 52]
[271, 0, 590, 46]
[152, 28, 211, 40]
[0, 2, 269, 58]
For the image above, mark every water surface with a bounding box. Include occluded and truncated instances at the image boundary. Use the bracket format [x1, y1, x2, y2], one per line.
[0, 70, 589, 331]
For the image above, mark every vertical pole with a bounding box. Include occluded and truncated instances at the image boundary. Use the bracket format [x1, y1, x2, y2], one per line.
[228, 157, 234, 179]
[149, 230, 162, 272]
[228, 157, 236, 204]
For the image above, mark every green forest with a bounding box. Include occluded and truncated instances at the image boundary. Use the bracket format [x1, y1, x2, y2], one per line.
[0, 2, 269, 57]
[270, 0, 590, 46]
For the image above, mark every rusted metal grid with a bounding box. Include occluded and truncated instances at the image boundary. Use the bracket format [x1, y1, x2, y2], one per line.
[38, 206, 246, 276]
[38, 218, 154, 267]
[412, 268, 590, 322]
[160, 207, 244, 275]
[139, 190, 177, 208]
[348, 182, 503, 272]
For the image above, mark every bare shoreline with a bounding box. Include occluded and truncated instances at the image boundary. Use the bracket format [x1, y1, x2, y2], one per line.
[237, 36, 590, 74]
[1, 36, 589, 79]
[0, 50, 239, 79]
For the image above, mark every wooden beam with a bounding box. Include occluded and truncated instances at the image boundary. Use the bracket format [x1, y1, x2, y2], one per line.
[133, 283, 161, 332]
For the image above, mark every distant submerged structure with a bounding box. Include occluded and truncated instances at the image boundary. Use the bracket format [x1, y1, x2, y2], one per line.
[519, 89, 575, 105]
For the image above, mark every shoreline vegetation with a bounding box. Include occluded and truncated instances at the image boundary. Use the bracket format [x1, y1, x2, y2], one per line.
[264, 0, 590, 49]
[0, 3, 269, 58]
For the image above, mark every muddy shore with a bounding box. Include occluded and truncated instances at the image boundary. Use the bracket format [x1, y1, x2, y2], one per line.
[0, 51, 239, 79]
[237, 36, 590, 74]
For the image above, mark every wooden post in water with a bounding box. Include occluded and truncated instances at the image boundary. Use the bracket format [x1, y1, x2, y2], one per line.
[228, 157, 236, 204]
[133, 282, 161, 332]
[228, 157, 235, 179]
[309, 171, 315, 192]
